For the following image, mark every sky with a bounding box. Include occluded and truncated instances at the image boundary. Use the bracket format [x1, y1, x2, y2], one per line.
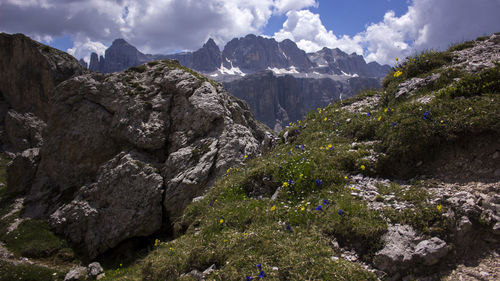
[1, 0, 499, 65]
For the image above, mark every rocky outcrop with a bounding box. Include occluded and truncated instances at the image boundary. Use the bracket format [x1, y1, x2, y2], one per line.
[0, 33, 85, 121]
[4, 110, 46, 151]
[20, 59, 272, 258]
[6, 148, 40, 194]
[224, 70, 381, 130]
[308, 47, 391, 78]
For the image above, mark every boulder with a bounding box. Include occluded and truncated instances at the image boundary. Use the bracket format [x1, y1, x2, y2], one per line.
[6, 148, 40, 194]
[21, 59, 271, 258]
[414, 237, 449, 265]
[5, 110, 46, 151]
[87, 262, 103, 279]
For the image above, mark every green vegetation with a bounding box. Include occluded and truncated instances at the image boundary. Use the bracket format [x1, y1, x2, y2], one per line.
[0, 260, 64, 281]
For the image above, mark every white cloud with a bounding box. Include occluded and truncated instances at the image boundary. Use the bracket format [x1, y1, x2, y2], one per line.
[67, 35, 107, 64]
[0, 0, 318, 60]
[274, 0, 500, 65]
[273, 0, 318, 14]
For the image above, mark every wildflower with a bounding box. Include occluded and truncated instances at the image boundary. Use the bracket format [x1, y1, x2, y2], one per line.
[300, 144, 305, 151]
[440, 120, 444, 124]
[288, 179, 295, 185]
[300, 206, 305, 211]
[367, 111, 372, 117]
[299, 173, 304, 179]
[286, 225, 291, 231]
[244, 155, 248, 159]
[258, 270, 267, 278]
[327, 144, 333, 150]
[154, 239, 159, 247]
[169, 247, 174, 251]
[219, 218, 224, 224]
[282, 181, 290, 188]
[246, 276, 254, 281]
[384, 107, 389, 113]
[324, 117, 328, 122]
[392, 122, 397, 127]
[395, 57, 399, 62]
[270, 205, 276, 211]
[437, 204, 443, 212]
[315, 205, 323, 211]
[361, 165, 366, 171]
[423, 110, 430, 120]
[257, 264, 262, 269]
[378, 115, 382, 121]
[119, 263, 122, 267]
[393, 70, 403, 78]
[315, 179, 322, 186]
[323, 199, 329, 205]
[338, 209, 345, 216]
[226, 168, 231, 174]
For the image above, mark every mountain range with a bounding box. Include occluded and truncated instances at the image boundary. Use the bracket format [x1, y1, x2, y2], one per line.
[85, 35, 390, 130]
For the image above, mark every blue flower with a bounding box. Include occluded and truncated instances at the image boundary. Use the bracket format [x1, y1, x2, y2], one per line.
[392, 122, 397, 127]
[288, 179, 295, 185]
[286, 225, 291, 231]
[246, 276, 253, 281]
[256, 264, 261, 269]
[315, 179, 322, 186]
[367, 112, 372, 117]
[300, 144, 304, 151]
[295, 145, 300, 149]
[323, 199, 329, 205]
[258, 270, 267, 278]
[338, 209, 345, 215]
[315, 205, 323, 211]
[294, 129, 299, 134]
[423, 110, 430, 120]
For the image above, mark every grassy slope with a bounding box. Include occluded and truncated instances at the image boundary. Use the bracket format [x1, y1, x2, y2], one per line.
[103, 36, 499, 280]
[0, 35, 498, 280]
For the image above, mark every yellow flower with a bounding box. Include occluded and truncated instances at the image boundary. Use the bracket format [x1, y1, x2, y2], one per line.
[437, 204, 442, 212]
[244, 233, 249, 236]
[226, 168, 230, 174]
[440, 120, 444, 124]
[169, 247, 174, 251]
[344, 176, 348, 180]
[384, 107, 388, 113]
[299, 173, 304, 178]
[119, 264, 122, 267]
[219, 218, 224, 224]
[378, 116, 382, 121]
[282, 181, 289, 188]
[324, 117, 328, 122]
[300, 206, 305, 211]
[361, 165, 366, 171]
[327, 144, 333, 150]
[270, 205, 276, 211]
[154, 239, 159, 247]
[244, 155, 248, 159]
[395, 57, 399, 61]
[393, 70, 403, 78]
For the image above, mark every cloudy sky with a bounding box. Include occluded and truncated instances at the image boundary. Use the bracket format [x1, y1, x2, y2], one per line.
[1, 0, 499, 65]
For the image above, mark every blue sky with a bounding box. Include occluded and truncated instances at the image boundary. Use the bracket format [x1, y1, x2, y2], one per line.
[1, 0, 498, 65]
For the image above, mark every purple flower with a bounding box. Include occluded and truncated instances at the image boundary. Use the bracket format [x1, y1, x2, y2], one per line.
[256, 264, 261, 269]
[338, 209, 345, 216]
[288, 179, 295, 185]
[300, 144, 305, 151]
[423, 110, 430, 120]
[328, 146, 334, 151]
[367, 112, 372, 117]
[286, 225, 291, 231]
[315, 179, 322, 186]
[246, 276, 253, 281]
[258, 270, 267, 278]
[392, 122, 397, 127]
[323, 199, 329, 205]
[315, 205, 323, 211]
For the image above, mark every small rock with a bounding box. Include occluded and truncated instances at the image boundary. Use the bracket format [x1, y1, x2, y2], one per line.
[492, 222, 500, 235]
[64, 266, 87, 281]
[88, 262, 103, 278]
[202, 264, 216, 276]
[414, 237, 449, 265]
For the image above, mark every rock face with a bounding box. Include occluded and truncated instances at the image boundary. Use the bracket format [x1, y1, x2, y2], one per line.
[21, 59, 271, 258]
[308, 47, 391, 78]
[0, 33, 85, 121]
[89, 39, 164, 73]
[223, 70, 381, 130]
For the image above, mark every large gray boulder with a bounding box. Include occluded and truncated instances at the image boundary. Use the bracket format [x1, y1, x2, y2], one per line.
[22, 60, 272, 258]
[5, 110, 46, 151]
